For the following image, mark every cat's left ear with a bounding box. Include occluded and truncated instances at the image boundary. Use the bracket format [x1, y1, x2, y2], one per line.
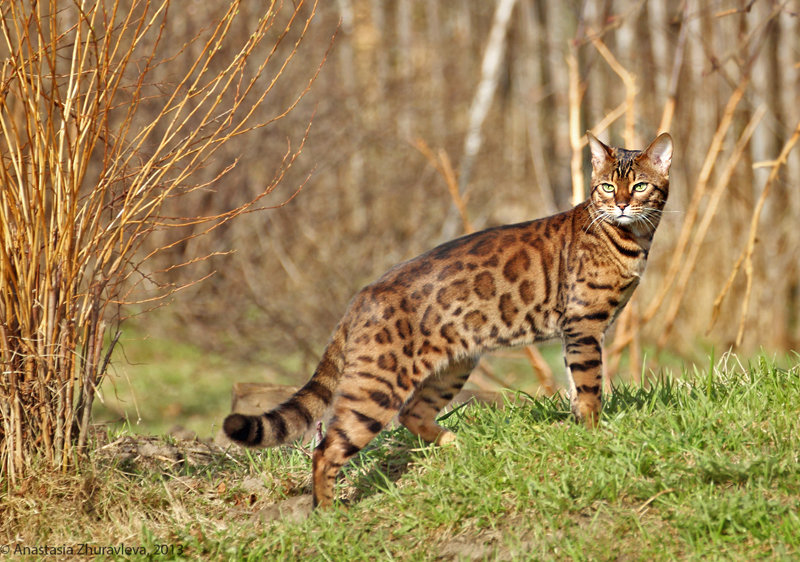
[642, 133, 673, 176]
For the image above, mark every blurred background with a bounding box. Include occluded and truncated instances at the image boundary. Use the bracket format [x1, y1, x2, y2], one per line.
[98, 0, 799, 434]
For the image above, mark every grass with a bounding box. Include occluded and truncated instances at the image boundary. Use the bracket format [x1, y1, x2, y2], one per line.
[4, 352, 799, 560]
[93, 331, 558, 439]
[93, 330, 296, 437]
[93, 330, 685, 441]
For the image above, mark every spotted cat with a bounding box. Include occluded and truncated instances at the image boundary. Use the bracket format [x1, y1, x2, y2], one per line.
[224, 132, 673, 508]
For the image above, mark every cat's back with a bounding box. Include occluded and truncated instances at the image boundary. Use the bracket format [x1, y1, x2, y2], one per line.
[343, 205, 587, 328]
[384, 203, 584, 283]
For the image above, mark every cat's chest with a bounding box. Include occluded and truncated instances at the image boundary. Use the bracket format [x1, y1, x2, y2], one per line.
[561, 239, 647, 317]
[575, 226, 651, 280]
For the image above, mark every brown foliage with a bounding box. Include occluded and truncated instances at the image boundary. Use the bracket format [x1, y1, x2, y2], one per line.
[155, 2, 799, 379]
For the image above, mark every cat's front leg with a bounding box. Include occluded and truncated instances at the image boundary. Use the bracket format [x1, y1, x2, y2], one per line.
[562, 333, 604, 428]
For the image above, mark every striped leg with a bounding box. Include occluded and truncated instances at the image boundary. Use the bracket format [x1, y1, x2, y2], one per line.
[563, 333, 604, 428]
[398, 358, 477, 445]
[312, 370, 412, 509]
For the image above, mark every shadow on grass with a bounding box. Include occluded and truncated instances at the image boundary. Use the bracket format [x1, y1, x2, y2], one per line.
[341, 429, 423, 505]
[602, 374, 684, 418]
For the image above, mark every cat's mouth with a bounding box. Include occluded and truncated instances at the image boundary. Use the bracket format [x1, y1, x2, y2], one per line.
[608, 209, 657, 235]
[610, 208, 637, 225]
[612, 214, 636, 225]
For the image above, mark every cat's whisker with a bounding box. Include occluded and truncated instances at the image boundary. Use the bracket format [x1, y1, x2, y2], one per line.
[645, 207, 681, 216]
[640, 216, 658, 232]
[585, 212, 609, 234]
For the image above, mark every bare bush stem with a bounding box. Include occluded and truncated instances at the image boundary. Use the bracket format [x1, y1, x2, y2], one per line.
[0, 0, 321, 480]
[710, 119, 800, 346]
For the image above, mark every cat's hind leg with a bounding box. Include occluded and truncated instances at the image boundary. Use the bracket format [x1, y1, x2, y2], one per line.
[312, 364, 414, 509]
[398, 357, 478, 445]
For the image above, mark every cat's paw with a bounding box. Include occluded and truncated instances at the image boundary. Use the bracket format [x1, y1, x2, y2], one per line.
[572, 402, 600, 429]
[435, 430, 457, 446]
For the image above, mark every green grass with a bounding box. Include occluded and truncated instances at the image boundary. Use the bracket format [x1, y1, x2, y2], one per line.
[92, 330, 689, 440]
[6, 353, 800, 560]
[93, 330, 293, 437]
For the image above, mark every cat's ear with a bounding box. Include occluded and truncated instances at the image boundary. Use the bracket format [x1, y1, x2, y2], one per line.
[586, 132, 614, 169]
[642, 133, 673, 175]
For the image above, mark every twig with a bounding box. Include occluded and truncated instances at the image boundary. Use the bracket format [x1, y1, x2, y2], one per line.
[415, 138, 474, 234]
[710, 119, 800, 346]
[658, 0, 690, 133]
[586, 31, 638, 376]
[567, 50, 585, 206]
[641, 77, 749, 326]
[637, 488, 675, 515]
[589, 33, 637, 145]
[658, 105, 766, 347]
[440, 0, 517, 240]
[523, 346, 556, 396]
[0, 0, 323, 478]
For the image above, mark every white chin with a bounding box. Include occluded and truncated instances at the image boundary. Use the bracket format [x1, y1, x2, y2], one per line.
[613, 215, 635, 225]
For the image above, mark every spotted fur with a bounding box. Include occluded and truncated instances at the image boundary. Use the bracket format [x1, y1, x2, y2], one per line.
[223, 132, 674, 508]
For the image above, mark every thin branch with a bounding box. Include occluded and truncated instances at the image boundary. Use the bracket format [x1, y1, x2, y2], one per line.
[641, 77, 749, 325]
[567, 49, 584, 206]
[657, 104, 766, 347]
[709, 118, 800, 346]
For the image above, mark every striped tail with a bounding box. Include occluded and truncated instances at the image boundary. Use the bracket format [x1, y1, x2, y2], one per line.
[223, 323, 345, 448]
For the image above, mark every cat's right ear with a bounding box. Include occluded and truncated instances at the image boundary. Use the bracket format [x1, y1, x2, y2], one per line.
[586, 132, 614, 169]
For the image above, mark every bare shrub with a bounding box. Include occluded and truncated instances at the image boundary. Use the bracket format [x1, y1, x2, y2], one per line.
[0, 0, 322, 482]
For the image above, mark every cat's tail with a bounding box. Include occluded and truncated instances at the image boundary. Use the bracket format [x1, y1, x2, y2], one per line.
[222, 322, 346, 448]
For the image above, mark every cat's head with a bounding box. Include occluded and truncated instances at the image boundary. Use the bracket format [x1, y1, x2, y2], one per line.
[587, 132, 673, 233]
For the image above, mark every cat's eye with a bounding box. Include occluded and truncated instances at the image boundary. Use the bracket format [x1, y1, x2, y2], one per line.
[600, 183, 615, 193]
[633, 182, 649, 192]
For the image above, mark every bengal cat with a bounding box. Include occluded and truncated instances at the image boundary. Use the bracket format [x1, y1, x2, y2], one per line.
[224, 132, 673, 508]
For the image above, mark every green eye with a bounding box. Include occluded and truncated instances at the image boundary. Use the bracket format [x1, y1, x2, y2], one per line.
[600, 183, 615, 193]
[633, 182, 649, 192]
